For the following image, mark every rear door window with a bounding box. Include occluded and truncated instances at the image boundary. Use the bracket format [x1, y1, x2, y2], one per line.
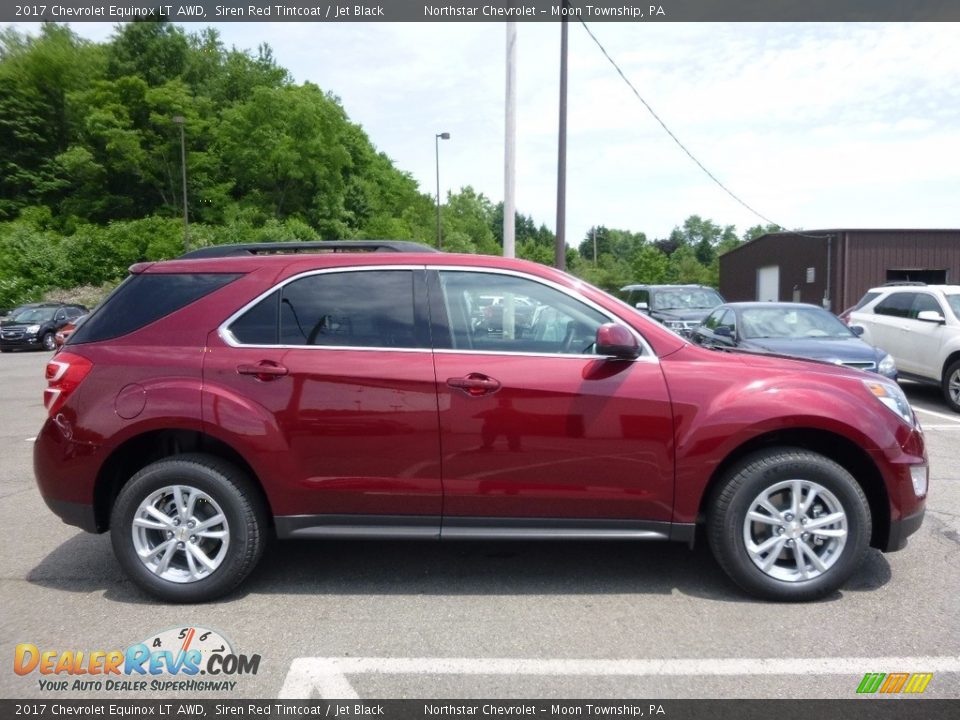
[227, 270, 425, 349]
[874, 292, 915, 319]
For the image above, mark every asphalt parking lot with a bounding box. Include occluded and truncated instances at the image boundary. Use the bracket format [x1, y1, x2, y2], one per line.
[1, 350, 958, 700]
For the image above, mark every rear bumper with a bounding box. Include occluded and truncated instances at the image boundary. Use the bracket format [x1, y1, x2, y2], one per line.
[34, 417, 104, 532]
[882, 507, 925, 552]
[43, 497, 99, 533]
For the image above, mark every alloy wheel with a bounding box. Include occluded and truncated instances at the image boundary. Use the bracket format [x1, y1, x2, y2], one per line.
[130, 484, 230, 583]
[742, 479, 848, 582]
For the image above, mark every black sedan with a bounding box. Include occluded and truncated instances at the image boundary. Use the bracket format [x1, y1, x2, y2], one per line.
[691, 302, 897, 379]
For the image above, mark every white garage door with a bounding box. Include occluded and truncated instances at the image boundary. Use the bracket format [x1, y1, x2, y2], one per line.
[757, 265, 779, 302]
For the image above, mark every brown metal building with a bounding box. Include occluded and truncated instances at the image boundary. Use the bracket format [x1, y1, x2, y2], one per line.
[719, 229, 960, 312]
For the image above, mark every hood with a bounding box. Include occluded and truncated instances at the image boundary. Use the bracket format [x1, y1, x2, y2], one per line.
[652, 308, 714, 323]
[741, 336, 883, 365]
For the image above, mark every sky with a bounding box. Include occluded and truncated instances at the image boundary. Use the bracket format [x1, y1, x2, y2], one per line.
[5, 20, 960, 245]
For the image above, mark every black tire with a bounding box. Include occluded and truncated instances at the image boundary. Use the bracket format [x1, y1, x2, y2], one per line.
[110, 454, 266, 603]
[707, 448, 871, 601]
[41, 332, 55, 351]
[942, 359, 960, 413]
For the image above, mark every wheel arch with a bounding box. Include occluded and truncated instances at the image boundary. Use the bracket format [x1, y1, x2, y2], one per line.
[941, 349, 960, 382]
[93, 429, 273, 533]
[696, 428, 890, 550]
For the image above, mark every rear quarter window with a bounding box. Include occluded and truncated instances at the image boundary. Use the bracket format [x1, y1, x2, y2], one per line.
[70, 273, 240, 344]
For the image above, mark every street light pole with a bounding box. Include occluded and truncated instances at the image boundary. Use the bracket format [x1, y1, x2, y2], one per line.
[435, 132, 450, 250]
[173, 115, 189, 253]
[555, 1, 569, 270]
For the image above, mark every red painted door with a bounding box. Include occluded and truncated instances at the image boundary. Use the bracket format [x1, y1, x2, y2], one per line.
[430, 269, 674, 521]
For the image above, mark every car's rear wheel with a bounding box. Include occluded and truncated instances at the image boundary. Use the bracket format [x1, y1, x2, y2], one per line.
[110, 454, 266, 603]
[943, 359, 960, 413]
[708, 448, 870, 601]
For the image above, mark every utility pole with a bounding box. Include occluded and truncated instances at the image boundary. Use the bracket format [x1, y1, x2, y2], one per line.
[555, 0, 569, 270]
[503, 22, 517, 259]
[435, 132, 450, 249]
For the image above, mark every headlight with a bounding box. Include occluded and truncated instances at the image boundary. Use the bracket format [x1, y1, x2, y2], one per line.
[863, 379, 914, 426]
[878, 353, 896, 376]
[26, 324, 41, 334]
[665, 320, 685, 330]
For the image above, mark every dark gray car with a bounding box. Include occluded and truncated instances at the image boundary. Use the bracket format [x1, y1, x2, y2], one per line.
[692, 302, 897, 378]
[620, 284, 725, 336]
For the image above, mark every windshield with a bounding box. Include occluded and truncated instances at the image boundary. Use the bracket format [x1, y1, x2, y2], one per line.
[740, 306, 853, 340]
[652, 289, 723, 311]
[11, 308, 56, 323]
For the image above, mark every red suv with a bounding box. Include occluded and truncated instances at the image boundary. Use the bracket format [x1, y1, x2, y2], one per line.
[35, 242, 928, 603]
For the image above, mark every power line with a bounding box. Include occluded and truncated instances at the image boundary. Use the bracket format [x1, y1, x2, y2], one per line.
[577, 19, 830, 240]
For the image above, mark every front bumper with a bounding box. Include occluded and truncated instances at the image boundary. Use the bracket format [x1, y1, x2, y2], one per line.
[882, 507, 925, 552]
[0, 335, 42, 349]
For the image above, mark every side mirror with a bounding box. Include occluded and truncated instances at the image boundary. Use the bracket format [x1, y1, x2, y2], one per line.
[850, 325, 865, 337]
[596, 323, 640, 359]
[635, 301, 649, 312]
[917, 310, 945, 324]
[711, 325, 736, 346]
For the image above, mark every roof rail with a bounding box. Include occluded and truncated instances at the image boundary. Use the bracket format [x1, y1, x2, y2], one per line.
[881, 281, 927, 286]
[179, 240, 439, 259]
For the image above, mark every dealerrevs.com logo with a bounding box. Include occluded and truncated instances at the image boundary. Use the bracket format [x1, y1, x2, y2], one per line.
[14, 626, 260, 692]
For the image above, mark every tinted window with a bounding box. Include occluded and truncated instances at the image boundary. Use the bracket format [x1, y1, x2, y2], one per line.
[229, 290, 280, 345]
[718, 310, 737, 334]
[874, 292, 915, 319]
[437, 271, 609, 355]
[71, 273, 240, 344]
[273, 270, 419, 349]
[911, 293, 943, 318]
[702, 309, 723, 330]
[851, 291, 881, 312]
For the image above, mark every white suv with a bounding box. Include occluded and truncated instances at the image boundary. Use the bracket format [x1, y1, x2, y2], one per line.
[848, 284, 960, 412]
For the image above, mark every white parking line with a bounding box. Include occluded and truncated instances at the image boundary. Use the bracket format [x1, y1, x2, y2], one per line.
[921, 424, 960, 429]
[277, 655, 960, 699]
[24, 436, 36, 442]
[913, 406, 960, 423]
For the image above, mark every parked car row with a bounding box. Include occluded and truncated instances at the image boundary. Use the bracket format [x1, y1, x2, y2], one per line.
[620, 284, 898, 380]
[621, 280, 960, 412]
[0, 303, 88, 352]
[691, 302, 898, 379]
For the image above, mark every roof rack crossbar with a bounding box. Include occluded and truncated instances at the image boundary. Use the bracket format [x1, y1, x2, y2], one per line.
[179, 240, 439, 259]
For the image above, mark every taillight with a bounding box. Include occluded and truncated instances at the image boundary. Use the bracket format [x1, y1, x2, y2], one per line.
[44, 352, 93, 417]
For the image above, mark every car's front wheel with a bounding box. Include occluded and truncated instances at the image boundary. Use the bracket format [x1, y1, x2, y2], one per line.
[943, 359, 960, 413]
[41, 331, 55, 351]
[708, 448, 871, 601]
[110, 454, 266, 603]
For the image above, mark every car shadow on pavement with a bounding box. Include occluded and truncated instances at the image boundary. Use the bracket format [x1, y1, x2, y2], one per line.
[242, 538, 893, 602]
[25, 533, 892, 605]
